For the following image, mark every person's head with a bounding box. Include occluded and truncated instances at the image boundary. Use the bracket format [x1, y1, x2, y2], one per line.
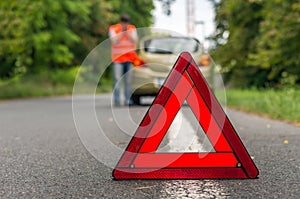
[120, 14, 130, 30]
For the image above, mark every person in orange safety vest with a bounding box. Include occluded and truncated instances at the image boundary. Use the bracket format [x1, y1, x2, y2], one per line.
[109, 14, 138, 106]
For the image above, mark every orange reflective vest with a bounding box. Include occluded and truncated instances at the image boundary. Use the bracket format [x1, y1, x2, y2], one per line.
[109, 24, 137, 63]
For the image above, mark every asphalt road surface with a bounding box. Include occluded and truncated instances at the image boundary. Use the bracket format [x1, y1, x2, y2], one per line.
[1, 94, 299, 198]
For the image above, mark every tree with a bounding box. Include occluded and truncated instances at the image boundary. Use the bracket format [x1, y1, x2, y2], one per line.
[0, 0, 154, 78]
[110, 0, 154, 28]
[0, 0, 91, 77]
[248, 0, 300, 87]
[69, 0, 121, 66]
[210, 0, 300, 87]
[210, 0, 263, 87]
[29, 0, 91, 72]
[0, 1, 31, 77]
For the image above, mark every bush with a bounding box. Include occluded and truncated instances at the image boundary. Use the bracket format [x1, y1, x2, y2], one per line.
[0, 66, 112, 99]
[0, 67, 77, 99]
[50, 67, 80, 85]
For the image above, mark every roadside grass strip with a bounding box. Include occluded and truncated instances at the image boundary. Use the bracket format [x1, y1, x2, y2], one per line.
[222, 88, 300, 124]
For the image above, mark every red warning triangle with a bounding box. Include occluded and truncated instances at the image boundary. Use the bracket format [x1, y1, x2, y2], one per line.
[113, 52, 259, 179]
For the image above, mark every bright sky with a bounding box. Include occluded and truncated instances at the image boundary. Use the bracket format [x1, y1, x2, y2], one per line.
[152, 0, 215, 48]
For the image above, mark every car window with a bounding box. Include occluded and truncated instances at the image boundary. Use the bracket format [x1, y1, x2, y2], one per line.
[144, 37, 199, 54]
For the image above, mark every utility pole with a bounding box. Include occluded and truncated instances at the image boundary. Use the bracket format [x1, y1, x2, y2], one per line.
[186, 0, 206, 47]
[186, 0, 196, 36]
[195, 20, 205, 44]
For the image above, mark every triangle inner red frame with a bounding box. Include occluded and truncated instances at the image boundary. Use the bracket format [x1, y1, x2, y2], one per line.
[113, 52, 259, 179]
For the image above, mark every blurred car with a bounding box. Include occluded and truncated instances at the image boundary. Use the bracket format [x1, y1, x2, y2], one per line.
[131, 36, 213, 105]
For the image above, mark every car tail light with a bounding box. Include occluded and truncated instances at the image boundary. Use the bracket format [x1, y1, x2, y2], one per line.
[133, 56, 146, 67]
[199, 55, 211, 67]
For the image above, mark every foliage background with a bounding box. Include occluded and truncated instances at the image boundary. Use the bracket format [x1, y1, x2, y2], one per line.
[0, 0, 154, 79]
[1, 0, 300, 95]
[209, 0, 300, 88]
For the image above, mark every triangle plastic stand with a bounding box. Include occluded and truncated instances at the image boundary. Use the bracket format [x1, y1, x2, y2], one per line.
[113, 52, 259, 179]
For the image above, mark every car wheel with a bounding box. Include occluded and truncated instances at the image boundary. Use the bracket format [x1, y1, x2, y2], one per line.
[131, 95, 141, 105]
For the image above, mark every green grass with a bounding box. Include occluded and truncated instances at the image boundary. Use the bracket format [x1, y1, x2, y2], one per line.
[0, 67, 112, 99]
[222, 88, 300, 124]
[0, 81, 71, 99]
[2, 69, 299, 125]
